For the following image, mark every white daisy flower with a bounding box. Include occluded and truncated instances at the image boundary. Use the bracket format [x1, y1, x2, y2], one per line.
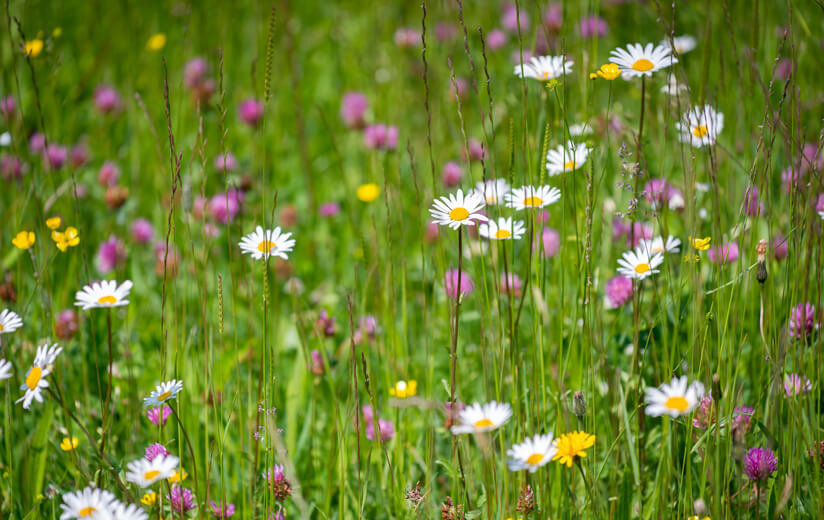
[429, 189, 487, 230]
[60, 487, 117, 520]
[505, 185, 562, 210]
[637, 236, 681, 256]
[661, 35, 697, 55]
[144, 379, 183, 408]
[469, 179, 510, 205]
[668, 191, 685, 210]
[644, 375, 705, 418]
[238, 225, 296, 260]
[0, 131, 10, 147]
[506, 433, 558, 472]
[513, 55, 573, 81]
[568, 122, 593, 137]
[74, 280, 133, 310]
[617, 249, 664, 280]
[609, 43, 677, 79]
[109, 501, 149, 520]
[125, 454, 180, 487]
[34, 343, 63, 367]
[17, 347, 62, 410]
[546, 141, 591, 176]
[0, 358, 12, 380]
[478, 217, 526, 241]
[819, 211, 824, 220]
[675, 105, 724, 147]
[660, 75, 688, 96]
[0, 308, 23, 334]
[450, 401, 512, 434]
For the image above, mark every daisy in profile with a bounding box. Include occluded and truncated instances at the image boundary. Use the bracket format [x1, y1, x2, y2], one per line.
[60, 486, 117, 520]
[546, 141, 591, 176]
[238, 225, 296, 260]
[450, 401, 512, 434]
[74, 280, 133, 310]
[144, 379, 183, 408]
[17, 345, 62, 409]
[552, 431, 596, 467]
[429, 189, 487, 230]
[110, 501, 149, 520]
[676, 105, 724, 147]
[661, 35, 697, 55]
[506, 433, 558, 472]
[660, 75, 688, 96]
[644, 375, 705, 417]
[0, 309, 23, 334]
[0, 358, 12, 380]
[609, 43, 677, 78]
[568, 122, 593, 137]
[125, 454, 180, 487]
[617, 249, 664, 280]
[478, 217, 526, 241]
[505, 185, 562, 210]
[514, 55, 573, 81]
[469, 178, 510, 205]
[637, 235, 681, 256]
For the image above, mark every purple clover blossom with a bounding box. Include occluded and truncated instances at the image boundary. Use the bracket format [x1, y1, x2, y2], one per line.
[535, 227, 560, 258]
[147, 405, 172, 426]
[363, 124, 398, 151]
[692, 396, 715, 430]
[209, 501, 236, 518]
[499, 273, 523, 298]
[145, 443, 169, 461]
[340, 91, 368, 129]
[238, 98, 264, 127]
[579, 15, 608, 38]
[209, 188, 243, 224]
[444, 269, 475, 300]
[318, 202, 340, 218]
[96, 236, 127, 274]
[743, 185, 762, 217]
[744, 447, 777, 482]
[365, 418, 395, 442]
[168, 486, 196, 513]
[731, 406, 754, 441]
[784, 373, 812, 396]
[788, 302, 818, 339]
[94, 85, 122, 114]
[706, 242, 739, 264]
[44, 144, 67, 170]
[131, 218, 155, 244]
[605, 275, 633, 309]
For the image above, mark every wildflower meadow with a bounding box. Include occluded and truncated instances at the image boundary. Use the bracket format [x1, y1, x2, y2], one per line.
[2, 0, 824, 518]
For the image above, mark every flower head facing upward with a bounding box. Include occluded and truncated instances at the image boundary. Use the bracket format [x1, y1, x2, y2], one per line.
[74, 280, 132, 310]
[546, 142, 591, 175]
[238, 226, 296, 261]
[552, 431, 596, 467]
[514, 55, 573, 81]
[744, 447, 777, 482]
[430, 189, 487, 230]
[52, 227, 80, 252]
[0, 308, 23, 334]
[676, 105, 724, 147]
[12, 231, 35, 250]
[126, 454, 180, 487]
[60, 437, 79, 451]
[146, 33, 166, 51]
[505, 185, 562, 210]
[507, 433, 558, 472]
[450, 401, 512, 434]
[357, 183, 381, 202]
[690, 236, 712, 251]
[644, 376, 705, 417]
[478, 217, 526, 241]
[617, 249, 664, 280]
[60, 487, 117, 520]
[144, 379, 183, 408]
[610, 43, 677, 78]
[389, 380, 417, 399]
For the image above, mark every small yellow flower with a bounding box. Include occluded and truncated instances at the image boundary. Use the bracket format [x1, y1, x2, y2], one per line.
[356, 183, 380, 202]
[52, 227, 80, 252]
[46, 217, 62, 230]
[389, 380, 417, 399]
[140, 491, 157, 506]
[593, 63, 622, 80]
[12, 231, 36, 250]
[147, 33, 166, 51]
[687, 517, 710, 520]
[552, 431, 596, 468]
[59, 437, 79, 451]
[25, 39, 44, 57]
[52, 27, 62, 38]
[690, 236, 712, 251]
[168, 468, 188, 483]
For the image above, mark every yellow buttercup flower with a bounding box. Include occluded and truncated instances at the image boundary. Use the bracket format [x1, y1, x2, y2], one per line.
[690, 236, 712, 251]
[25, 39, 44, 57]
[141, 491, 157, 506]
[12, 231, 36, 250]
[687, 517, 710, 520]
[147, 33, 166, 51]
[60, 437, 79, 451]
[52, 227, 80, 252]
[389, 380, 417, 399]
[46, 217, 62, 230]
[552, 431, 596, 468]
[168, 468, 188, 483]
[592, 63, 622, 80]
[356, 183, 380, 202]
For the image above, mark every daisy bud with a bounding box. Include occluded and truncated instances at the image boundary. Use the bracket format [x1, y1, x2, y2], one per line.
[572, 391, 587, 419]
[693, 498, 708, 517]
[756, 239, 768, 284]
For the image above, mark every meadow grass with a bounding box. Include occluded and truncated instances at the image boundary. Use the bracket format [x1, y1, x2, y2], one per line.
[1, 0, 823, 518]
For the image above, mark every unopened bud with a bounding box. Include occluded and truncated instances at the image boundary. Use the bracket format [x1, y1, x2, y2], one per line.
[573, 391, 587, 419]
[712, 374, 721, 403]
[756, 239, 768, 285]
[756, 239, 768, 262]
[693, 498, 708, 516]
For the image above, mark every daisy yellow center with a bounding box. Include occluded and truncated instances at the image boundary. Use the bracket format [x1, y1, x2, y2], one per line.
[692, 125, 709, 138]
[634, 263, 650, 275]
[26, 366, 42, 390]
[79, 507, 97, 517]
[564, 161, 577, 170]
[144, 470, 161, 480]
[523, 197, 543, 207]
[664, 396, 689, 412]
[449, 207, 470, 221]
[157, 391, 172, 401]
[485, 196, 497, 204]
[526, 453, 544, 465]
[0, 324, 3, 331]
[257, 240, 276, 253]
[474, 418, 494, 429]
[97, 295, 117, 305]
[632, 58, 654, 72]
[494, 229, 512, 239]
